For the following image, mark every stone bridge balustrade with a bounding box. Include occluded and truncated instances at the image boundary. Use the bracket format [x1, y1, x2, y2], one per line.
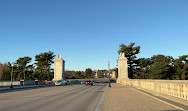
[116, 52, 188, 101]
[0, 81, 20, 86]
[118, 79, 188, 100]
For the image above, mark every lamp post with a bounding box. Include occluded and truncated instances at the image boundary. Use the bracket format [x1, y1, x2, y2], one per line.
[24, 68, 25, 80]
[108, 61, 111, 87]
[10, 63, 14, 88]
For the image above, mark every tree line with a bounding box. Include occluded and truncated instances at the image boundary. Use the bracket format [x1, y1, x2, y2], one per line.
[0, 51, 95, 81]
[118, 43, 188, 80]
[1, 43, 186, 81]
[0, 51, 55, 81]
[65, 68, 95, 79]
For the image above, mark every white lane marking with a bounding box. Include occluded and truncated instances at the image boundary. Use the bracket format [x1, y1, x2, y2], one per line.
[62, 85, 96, 102]
[0, 85, 87, 110]
[95, 84, 108, 111]
[33, 85, 97, 111]
[129, 86, 185, 111]
[32, 85, 85, 99]
[0, 85, 88, 110]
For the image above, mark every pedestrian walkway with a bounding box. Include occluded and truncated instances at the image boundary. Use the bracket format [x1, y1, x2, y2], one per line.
[102, 83, 182, 111]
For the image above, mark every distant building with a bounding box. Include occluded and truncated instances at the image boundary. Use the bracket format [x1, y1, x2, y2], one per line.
[94, 70, 98, 78]
[94, 69, 116, 79]
[94, 70, 108, 78]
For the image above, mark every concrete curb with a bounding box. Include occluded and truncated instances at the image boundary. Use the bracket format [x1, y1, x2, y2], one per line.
[95, 85, 108, 111]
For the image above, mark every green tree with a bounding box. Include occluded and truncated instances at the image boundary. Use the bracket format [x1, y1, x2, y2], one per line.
[85, 68, 93, 78]
[35, 51, 55, 80]
[27, 65, 35, 80]
[174, 55, 188, 80]
[134, 58, 151, 79]
[151, 55, 173, 63]
[74, 71, 82, 79]
[65, 70, 76, 79]
[16, 56, 32, 80]
[118, 43, 140, 78]
[149, 62, 169, 79]
[149, 55, 174, 79]
[0, 63, 5, 80]
[2, 62, 12, 80]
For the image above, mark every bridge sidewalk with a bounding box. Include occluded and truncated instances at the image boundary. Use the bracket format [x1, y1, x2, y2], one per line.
[102, 83, 181, 111]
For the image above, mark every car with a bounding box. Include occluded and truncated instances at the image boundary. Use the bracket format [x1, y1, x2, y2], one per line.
[85, 80, 93, 86]
[81, 81, 85, 84]
[74, 80, 78, 83]
[55, 80, 67, 86]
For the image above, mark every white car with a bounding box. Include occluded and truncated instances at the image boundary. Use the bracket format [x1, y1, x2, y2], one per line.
[81, 81, 85, 84]
[55, 80, 67, 86]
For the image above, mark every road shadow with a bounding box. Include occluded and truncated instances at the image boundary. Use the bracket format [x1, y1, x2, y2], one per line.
[0, 83, 108, 94]
[161, 110, 182, 111]
[93, 84, 108, 86]
[0, 85, 56, 94]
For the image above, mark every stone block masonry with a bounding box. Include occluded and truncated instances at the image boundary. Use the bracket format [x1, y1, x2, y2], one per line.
[117, 52, 128, 82]
[53, 54, 65, 81]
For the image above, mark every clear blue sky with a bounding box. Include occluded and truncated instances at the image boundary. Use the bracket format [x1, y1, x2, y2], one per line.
[0, 0, 188, 71]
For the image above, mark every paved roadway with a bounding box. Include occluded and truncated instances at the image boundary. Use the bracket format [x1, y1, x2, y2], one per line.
[0, 83, 107, 111]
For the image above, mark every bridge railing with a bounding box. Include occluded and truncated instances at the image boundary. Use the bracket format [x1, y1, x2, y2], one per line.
[118, 79, 188, 100]
[0, 80, 39, 86]
[0, 81, 20, 86]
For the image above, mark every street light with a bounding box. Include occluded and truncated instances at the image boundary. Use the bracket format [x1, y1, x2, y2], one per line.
[24, 68, 25, 80]
[10, 63, 14, 88]
[108, 61, 111, 87]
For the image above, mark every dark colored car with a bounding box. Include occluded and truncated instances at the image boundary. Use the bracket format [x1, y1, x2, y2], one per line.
[85, 80, 93, 86]
[74, 80, 79, 84]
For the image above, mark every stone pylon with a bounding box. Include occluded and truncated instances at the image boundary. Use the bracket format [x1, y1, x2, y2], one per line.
[111, 70, 116, 79]
[95, 70, 98, 78]
[53, 54, 65, 81]
[117, 52, 128, 82]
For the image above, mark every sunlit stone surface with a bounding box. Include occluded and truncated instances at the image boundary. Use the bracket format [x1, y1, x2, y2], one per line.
[53, 54, 65, 81]
[117, 52, 128, 82]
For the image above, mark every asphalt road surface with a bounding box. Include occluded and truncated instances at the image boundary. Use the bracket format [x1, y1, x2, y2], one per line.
[0, 83, 107, 111]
